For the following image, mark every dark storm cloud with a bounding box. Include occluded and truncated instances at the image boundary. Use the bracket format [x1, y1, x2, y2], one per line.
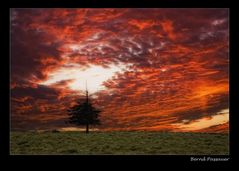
[11, 84, 81, 130]
[11, 85, 59, 100]
[11, 9, 64, 87]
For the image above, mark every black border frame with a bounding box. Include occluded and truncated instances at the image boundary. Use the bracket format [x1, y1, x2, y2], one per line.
[1, 0, 239, 168]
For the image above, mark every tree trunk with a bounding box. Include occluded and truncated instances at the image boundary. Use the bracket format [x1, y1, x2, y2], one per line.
[86, 123, 89, 133]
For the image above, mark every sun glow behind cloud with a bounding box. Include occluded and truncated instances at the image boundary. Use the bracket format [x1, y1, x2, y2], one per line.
[40, 64, 126, 93]
[173, 108, 229, 131]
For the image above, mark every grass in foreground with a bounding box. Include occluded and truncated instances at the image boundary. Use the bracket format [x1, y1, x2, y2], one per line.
[10, 131, 229, 155]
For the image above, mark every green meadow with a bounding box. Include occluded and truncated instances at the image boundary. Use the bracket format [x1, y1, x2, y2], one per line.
[10, 131, 229, 155]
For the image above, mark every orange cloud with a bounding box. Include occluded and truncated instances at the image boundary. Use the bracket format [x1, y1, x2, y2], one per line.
[161, 20, 178, 40]
[128, 19, 157, 30]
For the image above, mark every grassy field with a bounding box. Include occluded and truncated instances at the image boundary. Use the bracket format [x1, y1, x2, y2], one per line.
[10, 131, 229, 155]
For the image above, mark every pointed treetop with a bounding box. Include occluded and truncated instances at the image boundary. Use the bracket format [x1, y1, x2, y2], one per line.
[85, 80, 88, 104]
[85, 80, 88, 93]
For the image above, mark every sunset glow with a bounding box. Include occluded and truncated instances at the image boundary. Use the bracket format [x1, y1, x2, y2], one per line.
[10, 8, 229, 132]
[172, 108, 229, 131]
[40, 64, 126, 93]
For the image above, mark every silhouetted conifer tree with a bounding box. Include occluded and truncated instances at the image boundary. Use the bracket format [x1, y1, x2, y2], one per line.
[67, 84, 100, 133]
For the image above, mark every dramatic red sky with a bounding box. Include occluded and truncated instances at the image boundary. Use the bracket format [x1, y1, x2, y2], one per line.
[10, 8, 229, 132]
